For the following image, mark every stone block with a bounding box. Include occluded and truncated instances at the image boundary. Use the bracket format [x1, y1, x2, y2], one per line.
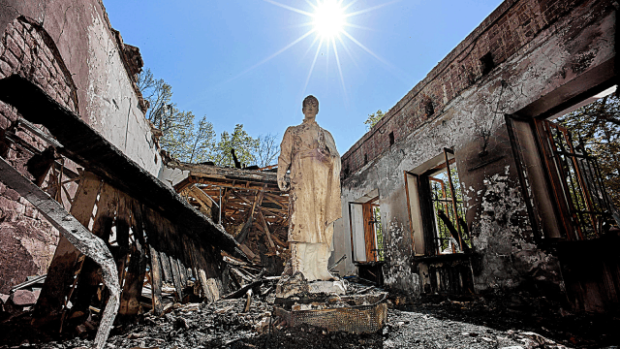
[10, 289, 37, 306]
[0, 293, 9, 304]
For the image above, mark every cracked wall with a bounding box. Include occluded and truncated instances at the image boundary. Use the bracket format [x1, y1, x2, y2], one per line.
[334, 0, 616, 312]
[0, 1, 163, 292]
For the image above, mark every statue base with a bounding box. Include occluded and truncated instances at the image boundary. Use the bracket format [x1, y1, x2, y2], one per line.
[275, 273, 346, 301]
[273, 273, 388, 334]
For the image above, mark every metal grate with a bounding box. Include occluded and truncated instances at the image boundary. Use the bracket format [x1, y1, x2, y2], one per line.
[274, 294, 388, 334]
[537, 120, 618, 240]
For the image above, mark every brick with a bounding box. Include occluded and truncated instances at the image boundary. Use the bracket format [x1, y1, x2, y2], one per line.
[5, 35, 23, 59]
[0, 60, 12, 78]
[3, 50, 21, 70]
[10, 31, 26, 52]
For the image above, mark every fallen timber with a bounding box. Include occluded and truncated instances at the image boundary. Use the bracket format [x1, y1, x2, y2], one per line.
[169, 160, 292, 276]
[0, 75, 247, 346]
[0, 74, 243, 258]
[0, 158, 119, 349]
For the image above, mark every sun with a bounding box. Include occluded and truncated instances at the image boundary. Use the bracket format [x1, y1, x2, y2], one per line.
[249, 0, 400, 99]
[312, 0, 346, 39]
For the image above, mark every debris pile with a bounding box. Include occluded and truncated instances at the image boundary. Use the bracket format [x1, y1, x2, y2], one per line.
[4, 274, 618, 349]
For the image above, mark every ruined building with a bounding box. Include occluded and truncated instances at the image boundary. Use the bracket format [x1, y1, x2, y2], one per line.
[0, 0, 618, 347]
[333, 0, 620, 314]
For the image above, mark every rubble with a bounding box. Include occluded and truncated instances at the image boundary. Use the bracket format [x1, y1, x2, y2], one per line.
[1, 277, 617, 348]
[8, 290, 38, 306]
[2, 297, 617, 349]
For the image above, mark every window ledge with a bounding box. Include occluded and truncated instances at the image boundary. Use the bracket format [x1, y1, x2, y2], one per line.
[412, 253, 475, 262]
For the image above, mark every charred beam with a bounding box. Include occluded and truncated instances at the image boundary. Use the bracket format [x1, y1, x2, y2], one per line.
[0, 75, 242, 258]
[0, 157, 119, 349]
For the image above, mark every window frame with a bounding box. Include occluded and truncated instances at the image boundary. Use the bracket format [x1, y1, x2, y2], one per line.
[405, 148, 472, 256]
[348, 195, 384, 263]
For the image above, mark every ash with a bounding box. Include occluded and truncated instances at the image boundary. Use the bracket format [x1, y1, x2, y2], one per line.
[1, 281, 618, 348]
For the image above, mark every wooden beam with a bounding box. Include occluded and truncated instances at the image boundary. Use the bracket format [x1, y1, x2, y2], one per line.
[33, 171, 100, 325]
[0, 75, 242, 259]
[119, 201, 147, 316]
[147, 244, 164, 315]
[0, 157, 119, 349]
[258, 211, 276, 250]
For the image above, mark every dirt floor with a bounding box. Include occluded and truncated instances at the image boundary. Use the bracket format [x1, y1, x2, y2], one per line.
[1, 295, 619, 349]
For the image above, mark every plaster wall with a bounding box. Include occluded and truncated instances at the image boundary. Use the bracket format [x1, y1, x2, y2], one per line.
[0, 0, 163, 291]
[0, 0, 161, 176]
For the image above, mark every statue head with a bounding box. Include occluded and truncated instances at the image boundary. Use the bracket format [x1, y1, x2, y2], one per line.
[302, 95, 319, 119]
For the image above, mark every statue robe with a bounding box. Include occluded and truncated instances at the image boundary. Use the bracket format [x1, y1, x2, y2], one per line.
[277, 118, 342, 248]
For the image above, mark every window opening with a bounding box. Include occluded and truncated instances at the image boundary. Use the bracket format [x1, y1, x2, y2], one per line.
[426, 148, 471, 254]
[389, 132, 395, 146]
[480, 52, 495, 75]
[366, 198, 384, 262]
[425, 100, 435, 117]
[348, 196, 384, 263]
[534, 119, 617, 240]
[508, 86, 620, 241]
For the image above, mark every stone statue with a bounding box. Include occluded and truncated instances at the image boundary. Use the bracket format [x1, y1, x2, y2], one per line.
[277, 95, 342, 281]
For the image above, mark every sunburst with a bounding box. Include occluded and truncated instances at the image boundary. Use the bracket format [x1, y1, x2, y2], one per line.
[254, 0, 401, 99]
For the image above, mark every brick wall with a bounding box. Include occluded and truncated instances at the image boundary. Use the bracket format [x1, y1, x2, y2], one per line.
[341, 0, 584, 176]
[0, 17, 79, 293]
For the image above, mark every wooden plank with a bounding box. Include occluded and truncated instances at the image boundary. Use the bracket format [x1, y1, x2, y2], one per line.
[188, 239, 212, 301]
[177, 258, 188, 289]
[166, 223, 184, 301]
[66, 183, 118, 320]
[0, 158, 119, 349]
[143, 207, 165, 315]
[147, 243, 164, 315]
[115, 193, 132, 284]
[119, 199, 148, 316]
[33, 171, 100, 325]
[236, 191, 264, 243]
[191, 178, 279, 192]
[182, 235, 202, 297]
[0, 75, 243, 260]
[258, 211, 276, 250]
[160, 252, 173, 283]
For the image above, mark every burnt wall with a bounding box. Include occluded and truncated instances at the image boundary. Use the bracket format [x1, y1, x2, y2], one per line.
[0, 1, 162, 293]
[0, 17, 79, 293]
[335, 0, 616, 311]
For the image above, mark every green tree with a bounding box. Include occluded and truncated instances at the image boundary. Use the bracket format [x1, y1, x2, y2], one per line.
[139, 69, 277, 167]
[138, 69, 217, 163]
[556, 94, 620, 209]
[213, 124, 260, 167]
[164, 114, 216, 163]
[364, 109, 385, 130]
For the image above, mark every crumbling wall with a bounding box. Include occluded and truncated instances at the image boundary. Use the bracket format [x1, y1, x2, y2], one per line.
[335, 0, 616, 311]
[0, 0, 162, 292]
[0, 17, 77, 293]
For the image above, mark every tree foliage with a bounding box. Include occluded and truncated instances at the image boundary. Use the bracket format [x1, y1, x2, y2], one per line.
[364, 109, 385, 130]
[556, 93, 620, 208]
[213, 124, 260, 167]
[138, 69, 278, 167]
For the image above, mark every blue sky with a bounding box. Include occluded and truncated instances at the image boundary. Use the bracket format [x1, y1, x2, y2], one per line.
[104, 0, 504, 154]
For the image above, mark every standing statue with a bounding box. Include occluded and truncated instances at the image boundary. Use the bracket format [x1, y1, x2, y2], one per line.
[277, 95, 342, 281]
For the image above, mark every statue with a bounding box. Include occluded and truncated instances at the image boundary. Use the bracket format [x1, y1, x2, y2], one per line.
[277, 95, 342, 282]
